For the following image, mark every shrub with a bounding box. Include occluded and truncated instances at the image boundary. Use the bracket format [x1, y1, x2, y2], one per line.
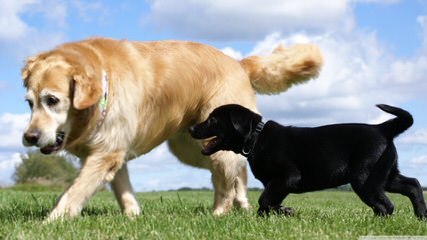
[13, 151, 78, 186]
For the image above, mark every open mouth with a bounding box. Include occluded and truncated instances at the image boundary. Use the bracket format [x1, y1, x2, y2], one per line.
[201, 136, 221, 155]
[40, 132, 65, 154]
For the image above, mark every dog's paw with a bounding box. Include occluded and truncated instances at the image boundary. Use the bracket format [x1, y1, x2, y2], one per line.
[417, 210, 427, 220]
[213, 207, 227, 216]
[123, 205, 141, 219]
[44, 210, 71, 224]
[258, 205, 295, 217]
[235, 200, 251, 211]
[274, 206, 295, 216]
[257, 207, 270, 217]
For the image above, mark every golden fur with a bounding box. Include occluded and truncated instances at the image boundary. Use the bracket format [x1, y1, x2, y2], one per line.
[21, 38, 323, 221]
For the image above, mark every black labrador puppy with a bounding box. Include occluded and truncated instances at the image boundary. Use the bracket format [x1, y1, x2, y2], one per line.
[189, 104, 427, 219]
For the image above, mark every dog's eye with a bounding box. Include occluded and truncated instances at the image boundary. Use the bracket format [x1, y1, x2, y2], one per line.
[26, 99, 33, 109]
[207, 117, 217, 124]
[46, 96, 59, 106]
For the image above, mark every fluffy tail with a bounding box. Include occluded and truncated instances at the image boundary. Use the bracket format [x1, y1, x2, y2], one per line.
[377, 104, 413, 138]
[240, 44, 323, 94]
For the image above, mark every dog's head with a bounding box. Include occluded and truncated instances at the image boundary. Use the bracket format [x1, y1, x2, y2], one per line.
[21, 47, 103, 154]
[189, 104, 262, 155]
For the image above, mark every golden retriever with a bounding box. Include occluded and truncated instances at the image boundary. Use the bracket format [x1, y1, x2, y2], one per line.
[21, 38, 322, 221]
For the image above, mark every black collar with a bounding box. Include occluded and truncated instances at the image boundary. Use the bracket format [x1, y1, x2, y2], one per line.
[241, 121, 265, 157]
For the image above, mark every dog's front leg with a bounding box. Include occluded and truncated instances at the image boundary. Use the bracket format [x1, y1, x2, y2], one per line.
[46, 151, 126, 222]
[257, 179, 295, 217]
[111, 162, 141, 217]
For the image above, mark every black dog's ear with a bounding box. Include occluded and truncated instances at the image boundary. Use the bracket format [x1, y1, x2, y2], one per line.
[230, 109, 262, 138]
[231, 115, 252, 137]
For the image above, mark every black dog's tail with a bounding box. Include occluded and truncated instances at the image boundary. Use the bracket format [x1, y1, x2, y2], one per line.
[377, 104, 413, 138]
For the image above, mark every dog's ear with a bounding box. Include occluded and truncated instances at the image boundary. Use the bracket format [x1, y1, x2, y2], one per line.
[72, 70, 102, 110]
[231, 115, 251, 137]
[230, 109, 262, 138]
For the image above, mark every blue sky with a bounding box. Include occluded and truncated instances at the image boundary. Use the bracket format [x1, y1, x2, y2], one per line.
[0, 0, 426, 191]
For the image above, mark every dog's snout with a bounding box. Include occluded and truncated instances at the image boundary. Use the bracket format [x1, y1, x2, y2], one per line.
[24, 130, 41, 145]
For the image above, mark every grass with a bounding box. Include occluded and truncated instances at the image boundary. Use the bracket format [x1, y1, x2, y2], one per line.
[0, 188, 426, 239]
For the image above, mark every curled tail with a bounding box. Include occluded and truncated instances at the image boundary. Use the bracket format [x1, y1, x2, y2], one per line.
[377, 104, 413, 138]
[240, 44, 323, 94]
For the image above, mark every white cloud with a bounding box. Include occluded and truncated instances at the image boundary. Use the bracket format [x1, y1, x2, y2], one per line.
[15, 31, 66, 60]
[0, 0, 108, 49]
[144, 0, 354, 40]
[0, 0, 111, 60]
[70, 0, 108, 23]
[0, 0, 66, 39]
[417, 15, 427, 53]
[0, 152, 22, 171]
[410, 155, 427, 165]
[29, 0, 68, 27]
[0, 152, 22, 186]
[0, 0, 35, 40]
[417, 15, 425, 25]
[221, 47, 243, 60]
[352, 0, 400, 4]
[0, 0, 66, 60]
[0, 113, 29, 150]
[401, 129, 427, 145]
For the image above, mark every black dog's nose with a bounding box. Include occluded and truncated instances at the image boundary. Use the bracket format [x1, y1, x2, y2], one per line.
[188, 126, 195, 135]
[24, 130, 40, 145]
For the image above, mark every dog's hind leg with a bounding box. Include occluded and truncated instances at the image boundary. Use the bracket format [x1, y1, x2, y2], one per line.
[351, 145, 399, 216]
[386, 173, 427, 219]
[351, 172, 394, 216]
[110, 162, 141, 217]
[233, 164, 251, 210]
[210, 151, 249, 215]
[46, 151, 126, 222]
[351, 183, 394, 216]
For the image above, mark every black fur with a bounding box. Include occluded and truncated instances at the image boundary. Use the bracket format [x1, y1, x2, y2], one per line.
[189, 104, 427, 219]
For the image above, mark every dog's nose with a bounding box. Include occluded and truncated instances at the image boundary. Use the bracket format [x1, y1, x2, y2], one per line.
[188, 126, 195, 135]
[24, 130, 40, 145]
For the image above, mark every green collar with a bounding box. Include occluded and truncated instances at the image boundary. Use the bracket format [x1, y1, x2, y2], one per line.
[97, 69, 109, 128]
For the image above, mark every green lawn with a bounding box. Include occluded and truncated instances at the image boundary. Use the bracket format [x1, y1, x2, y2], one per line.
[0, 188, 426, 239]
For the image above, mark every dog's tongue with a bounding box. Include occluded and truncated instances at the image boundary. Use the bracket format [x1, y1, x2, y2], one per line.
[201, 137, 217, 155]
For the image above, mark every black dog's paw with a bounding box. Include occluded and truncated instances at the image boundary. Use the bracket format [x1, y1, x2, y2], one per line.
[257, 205, 295, 217]
[257, 206, 271, 217]
[417, 210, 427, 220]
[273, 206, 294, 216]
